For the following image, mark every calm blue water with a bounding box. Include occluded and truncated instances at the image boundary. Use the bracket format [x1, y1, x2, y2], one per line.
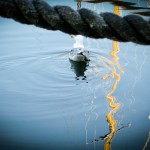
[0, 0, 150, 150]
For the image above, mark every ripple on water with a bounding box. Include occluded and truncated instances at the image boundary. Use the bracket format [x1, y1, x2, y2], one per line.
[0, 48, 113, 120]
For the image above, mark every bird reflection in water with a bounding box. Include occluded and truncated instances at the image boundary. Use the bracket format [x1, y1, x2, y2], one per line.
[69, 59, 89, 80]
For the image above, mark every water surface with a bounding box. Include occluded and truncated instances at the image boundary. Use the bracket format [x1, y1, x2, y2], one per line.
[0, 0, 150, 150]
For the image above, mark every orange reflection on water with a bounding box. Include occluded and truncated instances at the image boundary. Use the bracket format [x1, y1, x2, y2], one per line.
[103, 68, 120, 150]
[110, 5, 124, 73]
[103, 5, 122, 150]
[110, 41, 124, 73]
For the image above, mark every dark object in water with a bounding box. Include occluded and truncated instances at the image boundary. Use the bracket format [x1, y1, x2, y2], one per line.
[69, 59, 89, 80]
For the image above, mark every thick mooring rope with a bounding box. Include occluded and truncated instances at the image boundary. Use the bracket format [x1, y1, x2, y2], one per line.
[0, 0, 150, 45]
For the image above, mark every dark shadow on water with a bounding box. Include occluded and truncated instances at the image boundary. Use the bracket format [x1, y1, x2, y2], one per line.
[69, 59, 89, 80]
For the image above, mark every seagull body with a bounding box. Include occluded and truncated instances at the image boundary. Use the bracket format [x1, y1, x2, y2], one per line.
[69, 35, 89, 62]
[69, 48, 90, 62]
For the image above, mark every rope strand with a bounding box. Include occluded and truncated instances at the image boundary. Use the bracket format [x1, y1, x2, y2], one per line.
[0, 0, 150, 45]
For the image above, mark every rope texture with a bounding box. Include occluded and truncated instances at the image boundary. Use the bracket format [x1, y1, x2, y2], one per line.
[0, 0, 150, 45]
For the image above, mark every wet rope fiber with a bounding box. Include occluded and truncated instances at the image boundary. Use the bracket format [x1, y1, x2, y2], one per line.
[0, 0, 150, 45]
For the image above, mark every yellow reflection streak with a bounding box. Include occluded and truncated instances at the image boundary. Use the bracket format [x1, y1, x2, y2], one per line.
[110, 41, 124, 73]
[103, 5, 122, 150]
[110, 6, 124, 73]
[103, 68, 120, 150]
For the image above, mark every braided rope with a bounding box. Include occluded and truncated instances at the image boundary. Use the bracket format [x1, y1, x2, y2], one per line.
[0, 0, 150, 45]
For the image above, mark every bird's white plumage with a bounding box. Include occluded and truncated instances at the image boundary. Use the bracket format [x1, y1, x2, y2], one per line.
[69, 35, 89, 62]
[73, 35, 84, 49]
